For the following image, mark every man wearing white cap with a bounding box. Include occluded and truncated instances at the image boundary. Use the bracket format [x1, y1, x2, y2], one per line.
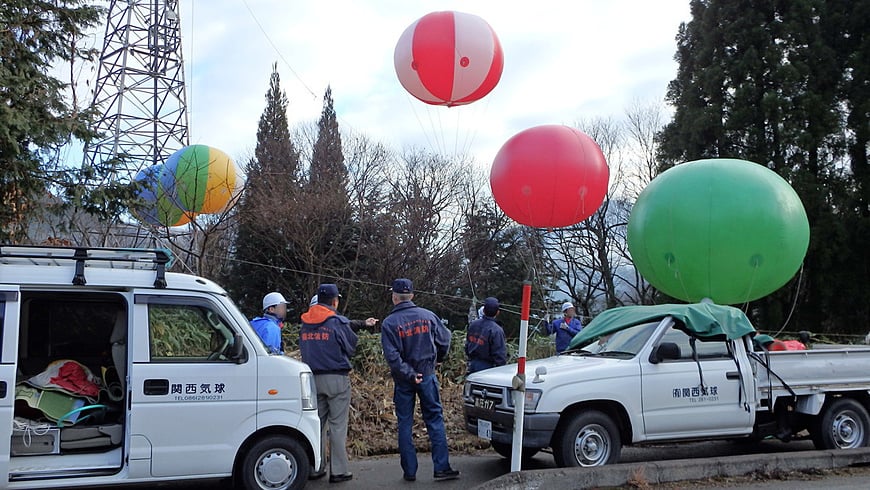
[545, 301, 583, 353]
[249, 292, 288, 354]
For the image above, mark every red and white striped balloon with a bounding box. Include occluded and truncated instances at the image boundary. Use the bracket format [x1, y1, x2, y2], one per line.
[394, 11, 504, 107]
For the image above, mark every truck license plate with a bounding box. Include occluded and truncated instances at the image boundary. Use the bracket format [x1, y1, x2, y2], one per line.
[478, 419, 492, 440]
[474, 397, 495, 411]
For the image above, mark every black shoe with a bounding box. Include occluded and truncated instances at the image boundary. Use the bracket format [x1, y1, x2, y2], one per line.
[329, 473, 353, 483]
[433, 468, 460, 481]
[309, 469, 327, 480]
[403, 474, 416, 482]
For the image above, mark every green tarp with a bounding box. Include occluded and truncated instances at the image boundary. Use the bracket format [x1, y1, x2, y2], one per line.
[568, 303, 756, 350]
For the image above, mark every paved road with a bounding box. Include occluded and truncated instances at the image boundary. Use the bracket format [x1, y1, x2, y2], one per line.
[114, 438, 861, 489]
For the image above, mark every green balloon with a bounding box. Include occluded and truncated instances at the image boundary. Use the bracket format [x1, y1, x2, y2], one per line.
[627, 159, 809, 304]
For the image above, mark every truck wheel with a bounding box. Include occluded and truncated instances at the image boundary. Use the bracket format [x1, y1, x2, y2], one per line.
[490, 440, 540, 461]
[237, 435, 309, 490]
[553, 410, 621, 467]
[811, 398, 870, 450]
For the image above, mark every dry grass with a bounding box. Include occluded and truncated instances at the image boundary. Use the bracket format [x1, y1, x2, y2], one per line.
[284, 327, 556, 457]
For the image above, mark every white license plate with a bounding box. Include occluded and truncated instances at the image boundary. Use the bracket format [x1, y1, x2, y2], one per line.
[477, 419, 492, 440]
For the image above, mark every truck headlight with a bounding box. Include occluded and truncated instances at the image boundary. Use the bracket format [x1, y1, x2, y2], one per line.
[509, 389, 542, 412]
[524, 389, 542, 411]
[300, 372, 316, 410]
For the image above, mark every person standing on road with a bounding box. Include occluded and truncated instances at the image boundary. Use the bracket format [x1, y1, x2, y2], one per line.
[300, 284, 358, 484]
[250, 291, 288, 354]
[465, 297, 507, 375]
[381, 278, 460, 482]
[546, 301, 583, 354]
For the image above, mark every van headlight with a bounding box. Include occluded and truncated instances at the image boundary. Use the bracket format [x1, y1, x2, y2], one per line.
[508, 389, 542, 412]
[300, 372, 316, 410]
[463, 382, 472, 399]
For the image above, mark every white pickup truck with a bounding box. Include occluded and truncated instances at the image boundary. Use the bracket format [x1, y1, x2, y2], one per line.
[463, 303, 870, 467]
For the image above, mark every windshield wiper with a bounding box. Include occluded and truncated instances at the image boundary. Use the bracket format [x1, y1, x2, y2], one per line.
[596, 351, 635, 358]
[562, 348, 597, 356]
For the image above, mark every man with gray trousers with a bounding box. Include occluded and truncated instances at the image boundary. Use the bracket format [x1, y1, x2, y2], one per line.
[300, 283, 358, 483]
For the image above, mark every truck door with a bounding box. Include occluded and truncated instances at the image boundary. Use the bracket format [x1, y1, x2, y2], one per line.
[128, 294, 258, 478]
[640, 325, 754, 439]
[0, 287, 20, 481]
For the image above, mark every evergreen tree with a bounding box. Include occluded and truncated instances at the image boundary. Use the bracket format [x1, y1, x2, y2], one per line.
[657, 0, 869, 334]
[309, 86, 347, 189]
[225, 63, 301, 315]
[0, 1, 133, 243]
[298, 86, 357, 296]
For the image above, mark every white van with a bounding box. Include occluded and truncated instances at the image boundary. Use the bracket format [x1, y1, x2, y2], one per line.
[0, 246, 320, 489]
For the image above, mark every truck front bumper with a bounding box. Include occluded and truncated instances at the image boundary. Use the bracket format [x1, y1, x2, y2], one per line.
[464, 404, 560, 448]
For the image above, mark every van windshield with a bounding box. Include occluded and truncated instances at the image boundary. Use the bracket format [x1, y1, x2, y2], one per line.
[567, 321, 660, 358]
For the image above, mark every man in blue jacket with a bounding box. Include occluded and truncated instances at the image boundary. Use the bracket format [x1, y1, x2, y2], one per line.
[250, 291, 287, 354]
[465, 297, 507, 374]
[381, 278, 460, 482]
[300, 284, 358, 484]
[546, 301, 583, 353]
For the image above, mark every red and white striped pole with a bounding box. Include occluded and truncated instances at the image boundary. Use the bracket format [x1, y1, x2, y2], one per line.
[510, 281, 532, 472]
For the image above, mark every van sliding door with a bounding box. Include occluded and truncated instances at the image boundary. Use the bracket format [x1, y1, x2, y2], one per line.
[0, 286, 20, 478]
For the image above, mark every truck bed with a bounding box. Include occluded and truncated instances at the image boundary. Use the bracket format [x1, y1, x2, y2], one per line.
[754, 346, 870, 400]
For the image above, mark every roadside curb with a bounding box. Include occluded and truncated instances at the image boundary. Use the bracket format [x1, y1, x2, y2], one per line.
[471, 448, 870, 489]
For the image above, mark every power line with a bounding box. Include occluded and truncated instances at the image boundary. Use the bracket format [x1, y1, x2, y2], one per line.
[239, 0, 318, 101]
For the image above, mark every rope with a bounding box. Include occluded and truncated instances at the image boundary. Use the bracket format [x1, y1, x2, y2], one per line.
[13, 418, 53, 448]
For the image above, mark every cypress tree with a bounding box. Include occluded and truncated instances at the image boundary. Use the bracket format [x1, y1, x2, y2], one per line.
[225, 63, 301, 315]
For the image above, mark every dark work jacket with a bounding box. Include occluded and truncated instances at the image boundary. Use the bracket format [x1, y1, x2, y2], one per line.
[465, 316, 507, 374]
[299, 304, 358, 375]
[380, 301, 451, 383]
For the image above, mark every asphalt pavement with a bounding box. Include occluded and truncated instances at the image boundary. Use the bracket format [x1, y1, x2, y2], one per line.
[103, 440, 870, 489]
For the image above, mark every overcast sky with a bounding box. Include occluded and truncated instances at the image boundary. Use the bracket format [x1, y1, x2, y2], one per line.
[141, 1, 692, 167]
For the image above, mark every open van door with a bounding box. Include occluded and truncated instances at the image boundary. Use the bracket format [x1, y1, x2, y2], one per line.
[0, 286, 20, 480]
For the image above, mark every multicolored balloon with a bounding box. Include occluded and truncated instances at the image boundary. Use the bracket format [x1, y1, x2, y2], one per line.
[164, 145, 244, 215]
[627, 158, 810, 304]
[394, 11, 503, 107]
[132, 165, 193, 227]
[490, 125, 610, 228]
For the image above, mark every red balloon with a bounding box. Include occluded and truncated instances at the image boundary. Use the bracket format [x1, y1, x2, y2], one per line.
[394, 11, 503, 107]
[490, 125, 609, 228]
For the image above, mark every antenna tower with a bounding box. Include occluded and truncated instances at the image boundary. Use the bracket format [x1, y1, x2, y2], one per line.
[82, 0, 188, 179]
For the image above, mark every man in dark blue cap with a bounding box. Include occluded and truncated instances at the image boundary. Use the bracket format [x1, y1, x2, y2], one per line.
[380, 278, 460, 482]
[300, 283, 358, 483]
[465, 297, 507, 374]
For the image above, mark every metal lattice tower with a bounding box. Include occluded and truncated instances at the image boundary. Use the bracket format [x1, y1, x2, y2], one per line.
[83, 0, 188, 179]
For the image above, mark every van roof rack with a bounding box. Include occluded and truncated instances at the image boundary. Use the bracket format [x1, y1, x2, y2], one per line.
[0, 245, 173, 288]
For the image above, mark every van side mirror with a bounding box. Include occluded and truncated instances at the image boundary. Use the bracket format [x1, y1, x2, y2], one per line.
[649, 342, 681, 364]
[228, 333, 245, 363]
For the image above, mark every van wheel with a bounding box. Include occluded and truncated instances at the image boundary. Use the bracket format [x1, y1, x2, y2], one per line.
[553, 410, 621, 467]
[238, 435, 309, 490]
[490, 440, 540, 461]
[811, 398, 870, 450]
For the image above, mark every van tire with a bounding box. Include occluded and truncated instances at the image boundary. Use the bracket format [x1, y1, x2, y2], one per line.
[811, 398, 870, 450]
[490, 440, 540, 461]
[238, 435, 309, 490]
[553, 410, 621, 467]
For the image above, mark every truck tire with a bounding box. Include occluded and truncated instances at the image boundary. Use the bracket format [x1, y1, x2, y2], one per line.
[811, 398, 870, 450]
[553, 410, 621, 467]
[490, 440, 540, 461]
[237, 435, 309, 490]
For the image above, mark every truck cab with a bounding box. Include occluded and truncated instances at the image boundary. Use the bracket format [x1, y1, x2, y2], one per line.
[0, 245, 320, 490]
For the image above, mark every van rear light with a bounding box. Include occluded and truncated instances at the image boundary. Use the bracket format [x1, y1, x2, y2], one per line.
[300, 372, 316, 410]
